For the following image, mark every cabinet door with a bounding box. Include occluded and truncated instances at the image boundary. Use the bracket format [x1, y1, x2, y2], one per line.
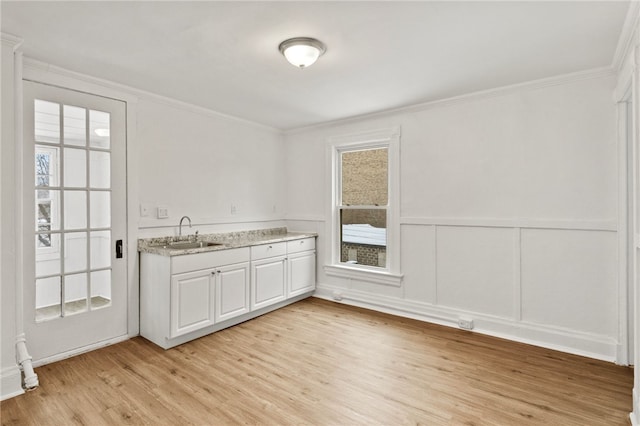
[170, 269, 215, 338]
[251, 256, 286, 310]
[288, 250, 316, 297]
[215, 262, 250, 323]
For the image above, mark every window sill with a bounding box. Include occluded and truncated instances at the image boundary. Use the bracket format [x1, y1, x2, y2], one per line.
[323, 264, 403, 287]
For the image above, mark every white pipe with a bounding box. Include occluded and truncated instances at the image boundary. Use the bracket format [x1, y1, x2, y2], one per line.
[14, 44, 38, 391]
[15, 335, 38, 390]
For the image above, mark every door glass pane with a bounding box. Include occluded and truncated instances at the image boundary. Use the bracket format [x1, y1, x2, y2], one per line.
[35, 234, 61, 277]
[341, 148, 388, 206]
[64, 232, 87, 273]
[90, 110, 110, 149]
[35, 100, 60, 144]
[90, 191, 110, 229]
[35, 146, 59, 187]
[90, 231, 111, 270]
[64, 273, 87, 315]
[91, 270, 111, 309]
[63, 105, 86, 147]
[340, 208, 387, 268]
[90, 151, 110, 189]
[63, 148, 86, 187]
[31, 88, 121, 327]
[35, 276, 61, 322]
[36, 189, 60, 232]
[63, 191, 87, 230]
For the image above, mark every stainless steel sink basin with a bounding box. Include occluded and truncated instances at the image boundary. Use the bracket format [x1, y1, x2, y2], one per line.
[151, 241, 223, 250]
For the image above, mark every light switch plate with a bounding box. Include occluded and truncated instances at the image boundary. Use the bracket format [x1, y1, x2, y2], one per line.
[157, 206, 169, 219]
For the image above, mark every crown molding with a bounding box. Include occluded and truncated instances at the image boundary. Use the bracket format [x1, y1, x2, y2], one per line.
[612, 0, 640, 72]
[284, 66, 616, 135]
[0, 32, 23, 50]
[22, 57, 281, 134]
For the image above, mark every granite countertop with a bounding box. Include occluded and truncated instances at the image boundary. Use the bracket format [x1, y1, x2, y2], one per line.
[138, 227, 317, 256]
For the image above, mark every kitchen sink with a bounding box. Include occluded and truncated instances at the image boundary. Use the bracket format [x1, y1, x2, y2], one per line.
[151, 241, 223, 250]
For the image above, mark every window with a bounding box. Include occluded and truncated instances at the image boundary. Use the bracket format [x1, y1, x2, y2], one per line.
[326, 127, 402, 286]
[340, 147, 388, 268]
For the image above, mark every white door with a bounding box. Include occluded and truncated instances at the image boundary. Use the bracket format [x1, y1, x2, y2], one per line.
[23, 81, 127, 362]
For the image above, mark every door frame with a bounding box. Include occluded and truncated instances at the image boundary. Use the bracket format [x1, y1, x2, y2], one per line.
[619, 89, 635, 367]
[19, 58, 140, 365]
[616, 55, 637, 367]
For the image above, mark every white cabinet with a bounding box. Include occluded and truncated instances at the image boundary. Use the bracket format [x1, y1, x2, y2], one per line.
[251, 243, 287, 310]
[287, 238, 316, 297]
[250, 238, 317, 309]
[140, 236, 316, 349]
[288, 251, 316, 297]
[215, 262, 250, 323]
[140, 247, 250, 349]
[171, 269, 215, 337]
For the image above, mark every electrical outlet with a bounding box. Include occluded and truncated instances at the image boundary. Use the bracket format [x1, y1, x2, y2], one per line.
[458, 318, 474, 330]
[231, 204, 237, 215]
[140, 203, 151, 217]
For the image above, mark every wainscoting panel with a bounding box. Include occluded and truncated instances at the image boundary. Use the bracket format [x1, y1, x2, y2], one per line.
[401, 225, 436, 304]
[520, 228, 618, 336]
[436, 226, 516, 319]
[288, 218, 620, 360]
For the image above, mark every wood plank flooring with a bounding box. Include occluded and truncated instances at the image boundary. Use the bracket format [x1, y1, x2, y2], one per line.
[1, 298, 634, 425]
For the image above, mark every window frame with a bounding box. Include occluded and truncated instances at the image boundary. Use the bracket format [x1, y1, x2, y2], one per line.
[325, 127, 403, 286]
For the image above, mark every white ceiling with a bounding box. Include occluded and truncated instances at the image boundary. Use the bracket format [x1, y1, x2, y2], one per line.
[1, 1, 631, 130]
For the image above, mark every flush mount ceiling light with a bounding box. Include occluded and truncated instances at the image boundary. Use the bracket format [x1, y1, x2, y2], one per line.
[279, 37, 326, 69]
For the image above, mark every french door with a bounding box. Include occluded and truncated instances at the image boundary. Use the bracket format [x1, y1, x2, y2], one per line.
[23, 81, 127, 363]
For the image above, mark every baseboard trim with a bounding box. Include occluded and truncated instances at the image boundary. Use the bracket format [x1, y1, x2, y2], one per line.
[313, 283, 618, 362]
[143, 292, 314, 350]
[631, 388, 639, 426]
[1, 366, 24, 401]
[32, 334, 130, 368]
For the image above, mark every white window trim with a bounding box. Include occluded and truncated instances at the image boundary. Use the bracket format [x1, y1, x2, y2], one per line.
[325, 126, 403, 286]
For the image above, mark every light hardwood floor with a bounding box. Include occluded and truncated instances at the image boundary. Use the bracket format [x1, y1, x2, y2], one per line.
[1, 298, 634, 425]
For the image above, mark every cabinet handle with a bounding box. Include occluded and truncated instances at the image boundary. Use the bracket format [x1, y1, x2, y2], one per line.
[268, 245, 273, 249]
[211, 271, 216, 275]
[217, 270, 221, 274]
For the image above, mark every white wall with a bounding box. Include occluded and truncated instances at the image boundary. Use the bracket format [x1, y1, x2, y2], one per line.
[285, 73, 621, 361]
[1, 35, 23, 399]
[136, 98, 286, 238]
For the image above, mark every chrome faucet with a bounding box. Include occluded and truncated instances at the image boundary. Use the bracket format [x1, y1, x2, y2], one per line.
[179, 216, 192, 237]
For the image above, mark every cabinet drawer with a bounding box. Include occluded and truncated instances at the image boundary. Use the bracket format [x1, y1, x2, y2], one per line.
[287, 237, 315, 254]
[250, 242, 287, 260]
[172, 247, 250, 274]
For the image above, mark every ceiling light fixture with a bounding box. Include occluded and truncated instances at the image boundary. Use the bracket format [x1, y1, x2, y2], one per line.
[279, 37, 326, 69]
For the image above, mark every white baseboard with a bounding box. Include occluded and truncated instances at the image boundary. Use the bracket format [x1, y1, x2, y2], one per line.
[1, 366, 24, 401]
[313, 283, 618, 362]
[32, 334, 130, 367]
[631, 388, 639, 426]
